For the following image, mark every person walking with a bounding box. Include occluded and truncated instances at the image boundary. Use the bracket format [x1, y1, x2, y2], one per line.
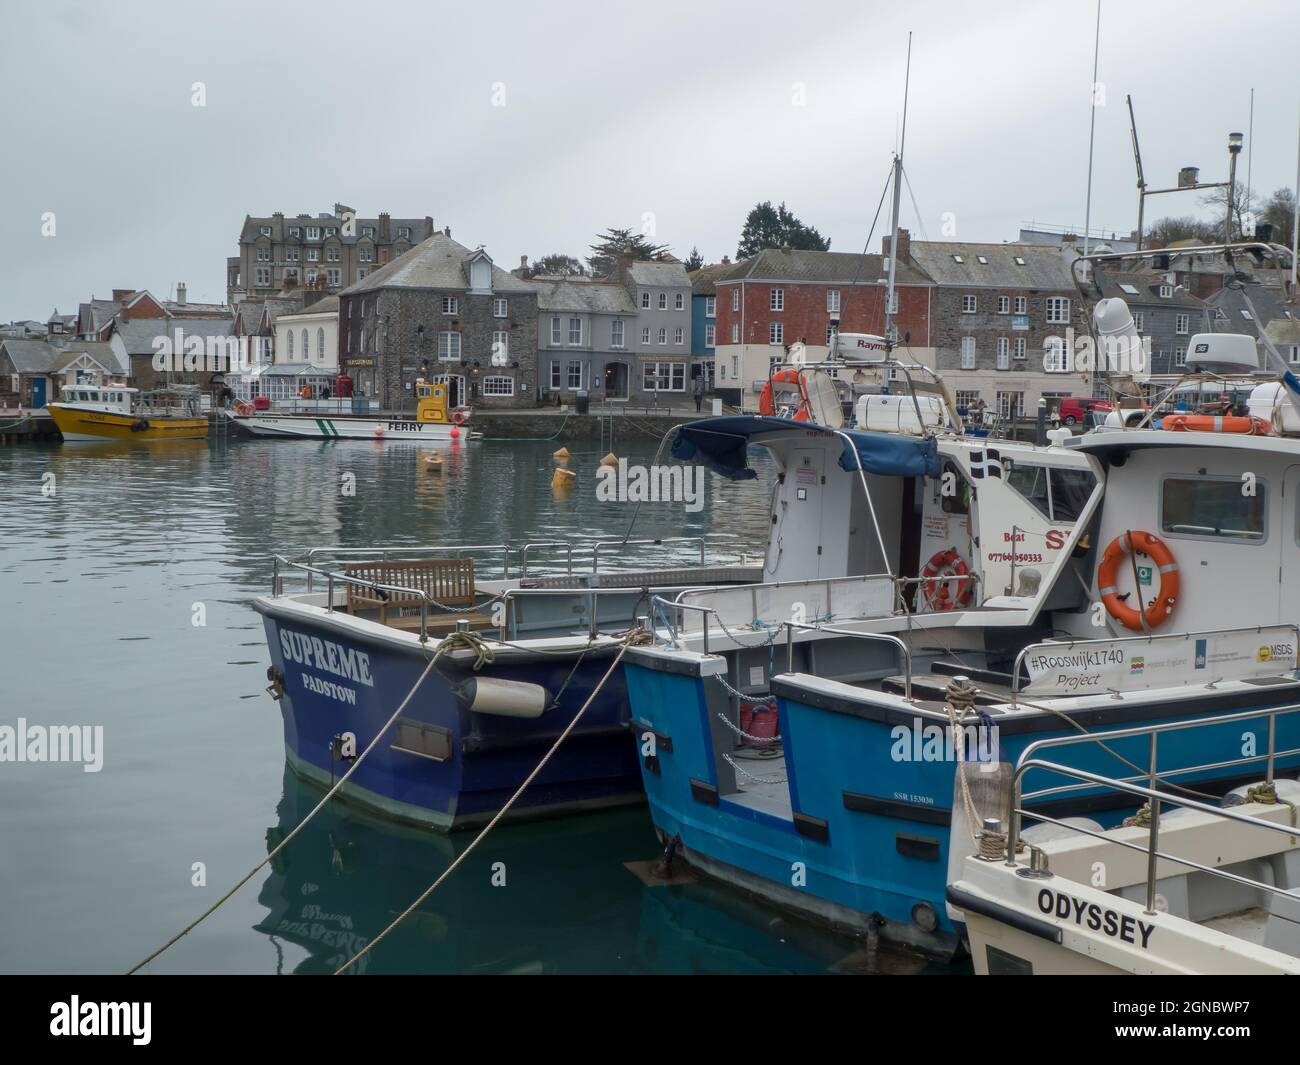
[693, 371, 705, 413]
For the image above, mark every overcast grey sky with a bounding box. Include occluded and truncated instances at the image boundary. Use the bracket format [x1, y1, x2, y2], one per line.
[1, 0, 1296, 322]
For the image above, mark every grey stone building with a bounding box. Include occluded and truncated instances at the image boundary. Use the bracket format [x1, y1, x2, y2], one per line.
[532, 278, 638, 402]
[339, 232, 538, 410]
[904, 234, 1090, 417]
[228, 203, 437, 305]
[1091, 269, 1212, 382]
[620, 260, 694, 400]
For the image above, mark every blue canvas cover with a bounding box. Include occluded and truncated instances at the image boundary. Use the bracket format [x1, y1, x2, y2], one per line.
[670, 416, 939, 481]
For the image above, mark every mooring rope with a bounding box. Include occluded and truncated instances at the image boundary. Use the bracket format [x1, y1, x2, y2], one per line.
[333, 631, 644, 974]
[126, 642, 461, 974]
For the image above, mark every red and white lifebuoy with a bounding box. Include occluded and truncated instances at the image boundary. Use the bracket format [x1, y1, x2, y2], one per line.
[451, 409, 467, 425]
[233, 401, 254, 417]
[921, 549, 975, 610]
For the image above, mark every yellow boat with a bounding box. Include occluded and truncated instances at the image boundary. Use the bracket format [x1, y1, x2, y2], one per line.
[47, 383, 208, 441]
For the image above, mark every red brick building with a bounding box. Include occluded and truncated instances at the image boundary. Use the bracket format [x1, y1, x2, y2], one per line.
[711, 248, 933, 409]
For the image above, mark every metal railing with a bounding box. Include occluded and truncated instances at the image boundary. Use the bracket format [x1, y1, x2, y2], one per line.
[300, 534, 735, 586]
[1009, 623, 1300, 700]
[1007, 701, 1300, 915]
[648, 596, 914, 700]
[272, 555, 440, 642]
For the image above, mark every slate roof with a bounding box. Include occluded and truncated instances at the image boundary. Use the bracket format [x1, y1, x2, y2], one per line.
[906, 242, 1073, 289]
[1209, 282, 1300, 344]
[1093, 270, 1207, 310]
[341, 233, 535, 295]
[532, 279, 637, 315]
[688, 262, 741, 295]
[723, 249, 931, 286]
[1, 339, 64, 373]
[627, 261, 691, 288]
[114, 315, 235, 355]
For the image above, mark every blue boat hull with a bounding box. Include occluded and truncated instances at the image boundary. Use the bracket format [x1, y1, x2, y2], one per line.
[259, 609, 644, 831]
[624, 657, 1300, 954]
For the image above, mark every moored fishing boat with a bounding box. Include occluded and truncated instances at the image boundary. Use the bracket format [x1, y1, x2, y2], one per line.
[47, 382, 208, 441]
[622, 242, 1300, 957]
[948, 706, 1300, 975]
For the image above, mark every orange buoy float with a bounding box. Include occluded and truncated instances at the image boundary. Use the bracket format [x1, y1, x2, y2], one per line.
[921, 549, 975, 610]
[1160, 414, 1268, 435]
[1097, 531, 1179, 632]
[758, 370, 811, 420]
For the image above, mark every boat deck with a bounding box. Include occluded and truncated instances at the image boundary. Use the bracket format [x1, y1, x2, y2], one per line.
[725, 749, 793, 821]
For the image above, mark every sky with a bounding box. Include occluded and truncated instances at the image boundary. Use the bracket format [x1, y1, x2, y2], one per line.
[1, 0, 1297, 322]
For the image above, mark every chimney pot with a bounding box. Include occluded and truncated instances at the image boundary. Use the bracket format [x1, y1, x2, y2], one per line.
[176, 283, 187, 306]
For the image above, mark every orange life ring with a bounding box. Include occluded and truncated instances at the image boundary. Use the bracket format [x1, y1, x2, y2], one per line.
[921, 548, 975, 610]
[758, 370, 811, 420]
[1097, 531, 1179, 633]
[1160, 414, 1268, 435]
[234, 401, 254, 417]
[451, 409, 467, 425]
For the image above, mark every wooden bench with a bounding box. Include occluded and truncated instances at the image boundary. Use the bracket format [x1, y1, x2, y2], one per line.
[343, 559, 496, 633]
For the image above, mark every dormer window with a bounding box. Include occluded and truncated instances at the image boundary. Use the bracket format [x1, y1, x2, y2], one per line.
[289, 227, 301, 238]
[306, 227, 321, 241]
[259, 226, 272, 237]
[398, 226, 411, 239]
[362, 226, 376, 238]
[325, 227, 337, 237]
[1159, 285, 1173, 298]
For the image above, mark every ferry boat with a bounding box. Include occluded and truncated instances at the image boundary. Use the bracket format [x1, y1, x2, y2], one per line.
[948, 706, 1300, 975]
[47, 383, 208, 441]
[229, 377, 470, 442]
[620, 242, 1300, 956]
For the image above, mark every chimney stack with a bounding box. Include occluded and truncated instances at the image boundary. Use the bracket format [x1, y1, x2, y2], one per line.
[882, 228, 911, 262]
[721, 255, 731, 265]
[176, 283, 187, 306]
[444, 226, 451, 237]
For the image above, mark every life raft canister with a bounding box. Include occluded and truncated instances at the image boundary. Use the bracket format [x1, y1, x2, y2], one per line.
[1097, 530, 1179, 632]
[1160, 414, 1268, 435]
[922, 548, 975, 610]
[758, 370, 810, 420]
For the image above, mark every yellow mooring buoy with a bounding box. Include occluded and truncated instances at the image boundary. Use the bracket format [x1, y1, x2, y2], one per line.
[600, 452, 619, 468]
[424, 455, 443, 472]
[553, 447, 570, 462]
[551, 467, 576, 491]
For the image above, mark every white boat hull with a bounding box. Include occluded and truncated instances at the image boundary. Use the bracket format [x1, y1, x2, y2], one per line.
[227, 412, 464, 442]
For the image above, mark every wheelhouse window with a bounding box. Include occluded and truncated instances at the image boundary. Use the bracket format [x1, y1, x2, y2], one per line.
[1162, 477, 1266, 542]
[1005, 463, 1096, 523]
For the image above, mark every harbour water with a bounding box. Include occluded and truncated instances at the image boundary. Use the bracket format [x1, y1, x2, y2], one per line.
[0, 435, 953, 974]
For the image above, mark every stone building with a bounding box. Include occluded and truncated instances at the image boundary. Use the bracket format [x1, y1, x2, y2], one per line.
[339, 231, 538, 410]
[532, 277, 638, 403]
[904, 234, 1089, 417]
[228, 204, 437, 305]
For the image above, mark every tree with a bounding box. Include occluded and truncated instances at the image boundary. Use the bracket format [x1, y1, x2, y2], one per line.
[586, 228, 672, 277]
[1144, 215, 1220, 248]
[1197, 181, 1255, 242]
[736, 201, 830, 258]
[1259, 187, 1296, 249]
[522, 253, 584, 278]
[683, 246, 704, 272]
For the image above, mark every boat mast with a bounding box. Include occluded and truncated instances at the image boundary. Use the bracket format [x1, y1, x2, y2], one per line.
[884, 32, 911, 351]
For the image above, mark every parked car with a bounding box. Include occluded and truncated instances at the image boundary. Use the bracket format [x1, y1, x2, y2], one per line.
[1056, 396, 1113, 426]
